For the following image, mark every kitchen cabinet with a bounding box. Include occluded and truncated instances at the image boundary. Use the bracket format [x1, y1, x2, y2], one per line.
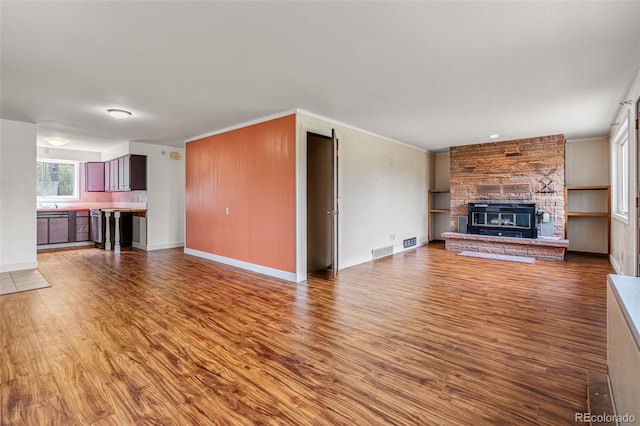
[49, 217, 69, 243]
[38, 212, 69, 245]
[103, 158, 120, 192]
[103, 155, 146, 192]
[75, 210, 90, 241]
[37, 210, 90, 245]
[104, 160, 110, 192]
[86, 162, 105, 192]
[37, 218, 49, 244]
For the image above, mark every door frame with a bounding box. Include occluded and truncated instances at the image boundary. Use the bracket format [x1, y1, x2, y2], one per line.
[296, 124, 341, 282]
[636, 97, 640, 276]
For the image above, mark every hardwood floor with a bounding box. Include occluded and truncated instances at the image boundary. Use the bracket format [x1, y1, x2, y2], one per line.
[1, 244, 613, 425]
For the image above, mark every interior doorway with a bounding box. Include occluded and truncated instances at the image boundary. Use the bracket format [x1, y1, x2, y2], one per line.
[307, 131, 338, 278]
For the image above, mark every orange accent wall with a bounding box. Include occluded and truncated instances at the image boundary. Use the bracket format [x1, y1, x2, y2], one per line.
[186, 115, 296, 273]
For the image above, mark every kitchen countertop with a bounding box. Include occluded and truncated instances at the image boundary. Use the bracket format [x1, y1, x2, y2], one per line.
[608, 274, 640, 346]
[37, 208, 91, 212]
[101, 208, 147, 216]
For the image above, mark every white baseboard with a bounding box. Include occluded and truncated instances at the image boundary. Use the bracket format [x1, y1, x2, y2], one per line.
[145, 242, 185, 251]
[37, 241, 94, 251]
[184, 248, 297, 282]
[132, 242, 147, 250]
[609, 255, 623, 274]
[1, 261, 38, 273]
[340, 241, 427, 270]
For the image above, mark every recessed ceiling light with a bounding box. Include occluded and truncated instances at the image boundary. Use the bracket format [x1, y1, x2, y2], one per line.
[489, 134, 500, 139]
[107, 108, 132, 119]
[47, 138, 67, 147]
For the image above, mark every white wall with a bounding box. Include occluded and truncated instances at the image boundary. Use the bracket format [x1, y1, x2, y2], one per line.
[101, 142, 131, 162]
[566, 138, 610, 186]
[1, 119, 38, 272]
[130, 142, 185, 250]
[296, 111, 428, 280]
[434, 153, 450, 189]
[37, 146, 102, 162]
[610, 69, 640, 275]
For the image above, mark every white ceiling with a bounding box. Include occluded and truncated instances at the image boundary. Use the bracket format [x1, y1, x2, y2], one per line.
[2, 1, 639, 153]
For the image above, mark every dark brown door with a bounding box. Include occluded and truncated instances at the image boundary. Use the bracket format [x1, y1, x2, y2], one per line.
[306, 131, 339, 279]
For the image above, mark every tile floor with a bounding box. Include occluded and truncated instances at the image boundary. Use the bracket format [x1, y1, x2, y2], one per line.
[0, 269, 51, 295]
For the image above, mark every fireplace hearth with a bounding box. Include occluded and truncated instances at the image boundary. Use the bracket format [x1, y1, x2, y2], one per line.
[468, 203, 537, 239]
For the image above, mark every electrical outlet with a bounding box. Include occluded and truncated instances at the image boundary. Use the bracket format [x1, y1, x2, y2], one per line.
[225, 207, 230, 215]
[390, 234, 395, 241]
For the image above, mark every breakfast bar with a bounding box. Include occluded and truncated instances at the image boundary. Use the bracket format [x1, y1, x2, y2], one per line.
[101, 208, 147, 253]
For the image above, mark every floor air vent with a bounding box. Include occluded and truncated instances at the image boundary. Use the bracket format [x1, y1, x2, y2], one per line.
[403, 237, 417, 248]
[372, 245, 394, 260]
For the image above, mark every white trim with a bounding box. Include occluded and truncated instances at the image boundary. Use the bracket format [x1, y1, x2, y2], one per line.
[145, 242, 184, 251]
[0, 261, 38, 273]
[184, 248, 297, 282]
[610, 254, 623, 275]
[132, 242, 147, 250]
[184, 109, 298, 143]
[37, 241, 93, 251]
[296, 109, 427, 153]
[297, 122, 335, 282]
[612, 212, 630, 225]
[36, 159, 81, 202]
[612, 115, 630, 220]
[184, 108, 427, 154]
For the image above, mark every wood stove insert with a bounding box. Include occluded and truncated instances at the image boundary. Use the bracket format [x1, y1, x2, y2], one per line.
[468, 203, 537, 239]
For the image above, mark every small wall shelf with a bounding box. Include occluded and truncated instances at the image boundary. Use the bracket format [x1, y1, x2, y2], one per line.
[428, 189, 450, 241]
[564, 185, 610, 254]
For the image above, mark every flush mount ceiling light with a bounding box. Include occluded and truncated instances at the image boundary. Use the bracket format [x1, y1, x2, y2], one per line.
[489, 134, 500, 139]
[47, 138, 67, 147]
[107, 108, 132, 119]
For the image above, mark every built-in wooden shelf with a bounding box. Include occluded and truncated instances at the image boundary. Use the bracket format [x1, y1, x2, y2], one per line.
[428, 189, 450, 241]
[564, 185, 610, 254]
[566, 212, 609, 217]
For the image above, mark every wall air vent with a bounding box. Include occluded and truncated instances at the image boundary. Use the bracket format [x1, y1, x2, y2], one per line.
[403, 237, 417, 248]
[372, 245, 394, 260]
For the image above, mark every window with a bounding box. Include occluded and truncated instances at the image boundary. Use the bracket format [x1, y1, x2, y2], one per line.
[36, 160, 79, 200]
[611, 117, 629, 220]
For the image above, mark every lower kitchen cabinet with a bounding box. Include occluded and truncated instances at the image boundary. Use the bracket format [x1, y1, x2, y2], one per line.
[37, 218, 49, 244]
[37, 210, 91, 246]
[74, 210, 90, 241]
[48, 217, 69, 243]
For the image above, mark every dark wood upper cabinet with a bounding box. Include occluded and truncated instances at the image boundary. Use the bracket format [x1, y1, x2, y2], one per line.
[86, 162, 105, 192]
[99, 155, 146, 192]
[127, 154, 147, 191]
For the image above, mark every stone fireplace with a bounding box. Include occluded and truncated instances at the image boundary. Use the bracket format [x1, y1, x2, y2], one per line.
[449, 134, 565, 237]
[443, 134, 567, 261]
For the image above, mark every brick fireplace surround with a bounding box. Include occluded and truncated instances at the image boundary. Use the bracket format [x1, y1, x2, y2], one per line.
[443, 135, 568, 261]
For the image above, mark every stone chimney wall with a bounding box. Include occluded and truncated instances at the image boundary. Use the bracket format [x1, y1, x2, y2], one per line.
[449, 135, 565, 237]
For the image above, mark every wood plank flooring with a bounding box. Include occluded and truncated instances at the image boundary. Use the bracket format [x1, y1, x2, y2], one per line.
[1, 244, 613, 425]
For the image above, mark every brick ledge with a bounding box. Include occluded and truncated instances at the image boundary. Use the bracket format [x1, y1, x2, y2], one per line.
[442, 232, 568, 261]
[441, 232, 569, 248]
